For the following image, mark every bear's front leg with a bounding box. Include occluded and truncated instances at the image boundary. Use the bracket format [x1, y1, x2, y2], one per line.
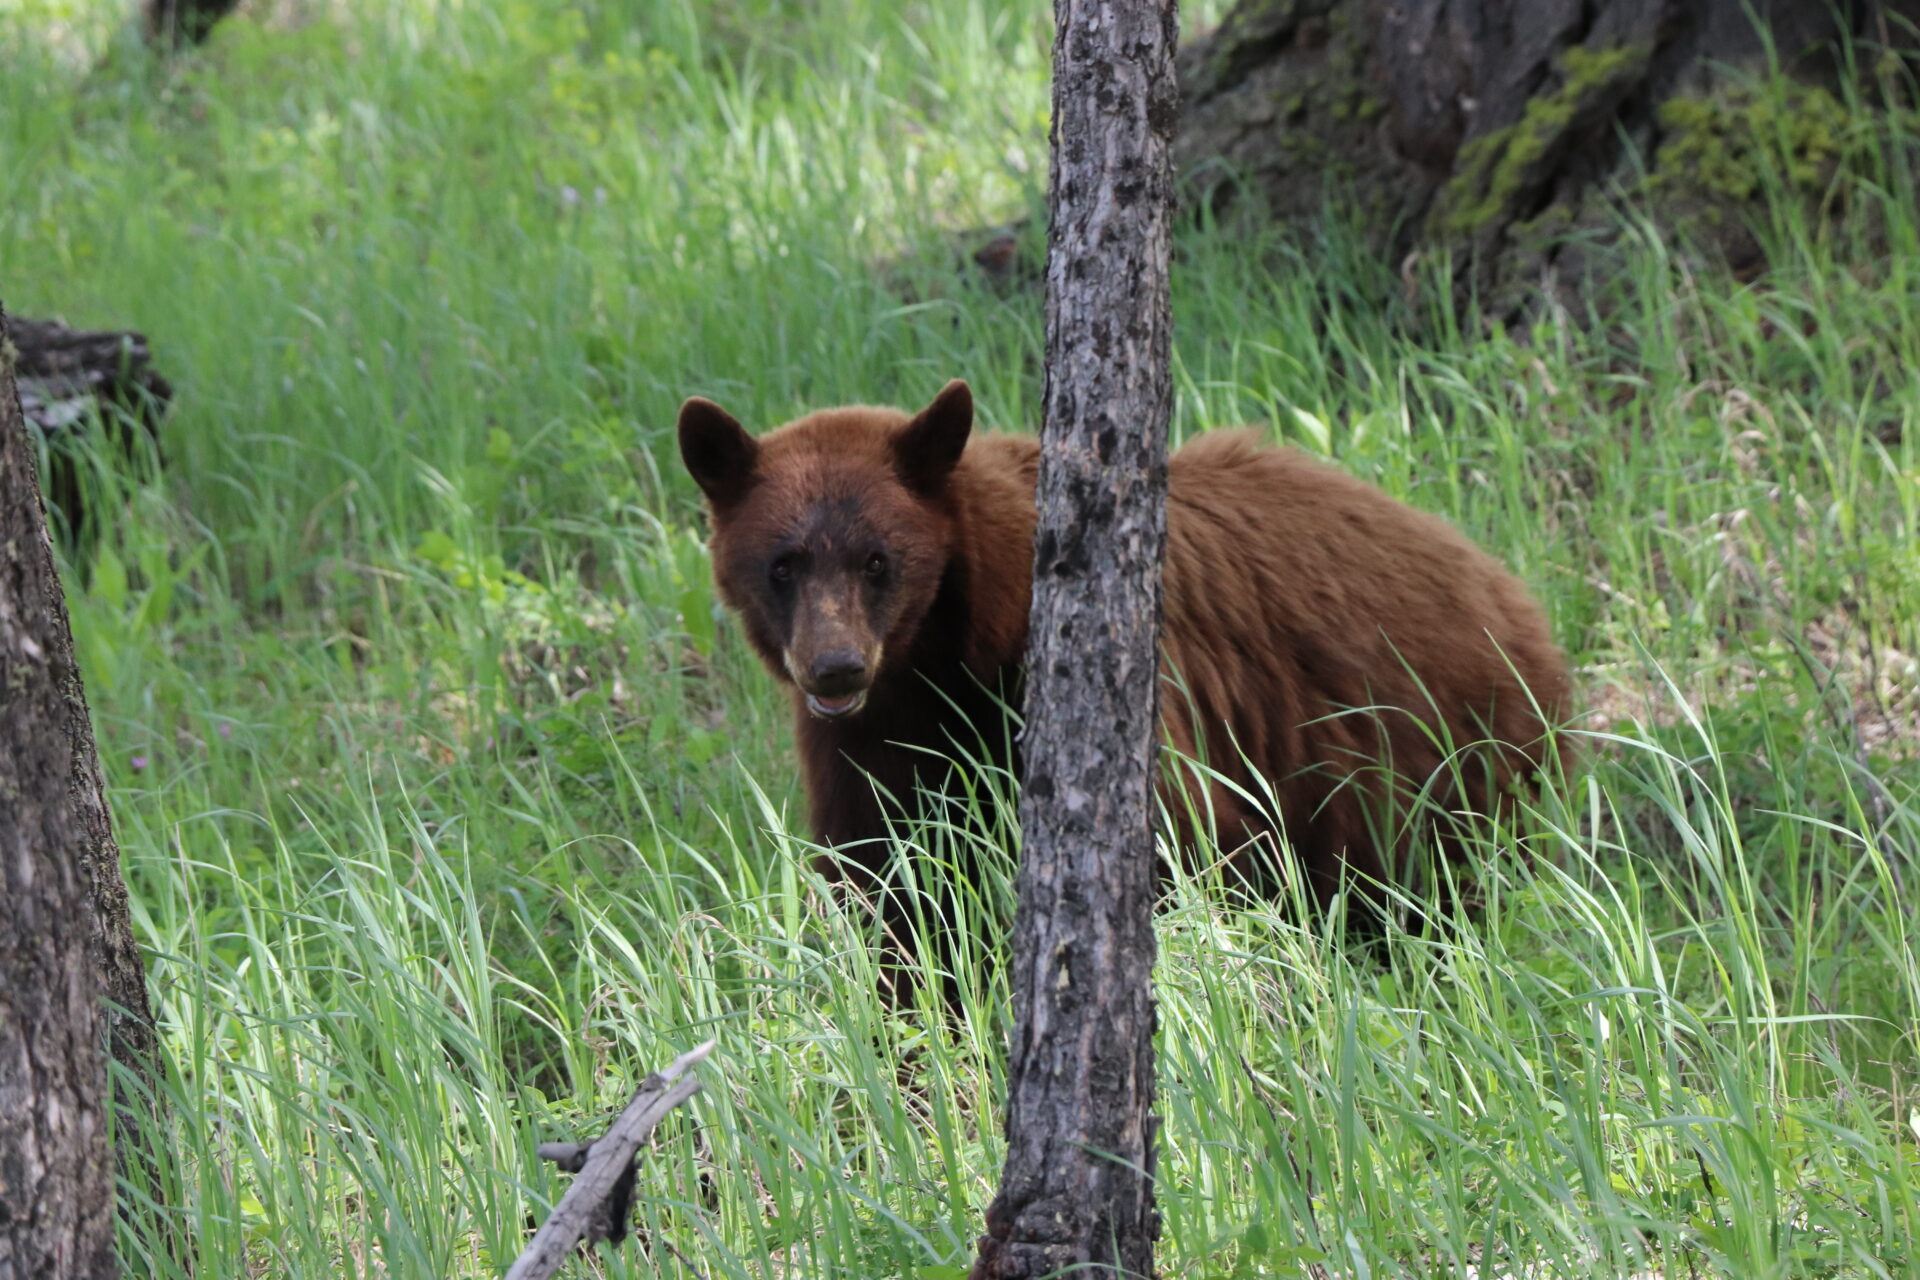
[796, 712, 940, 1001]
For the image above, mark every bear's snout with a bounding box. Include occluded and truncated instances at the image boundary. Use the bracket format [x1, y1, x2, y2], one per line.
[784, 639, 881, 720]
[808, 648, 869, 694]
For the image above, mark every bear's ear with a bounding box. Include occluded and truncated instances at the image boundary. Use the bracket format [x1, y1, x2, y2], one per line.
[894, 380, 973, 496]
[679, 397, 760, 508]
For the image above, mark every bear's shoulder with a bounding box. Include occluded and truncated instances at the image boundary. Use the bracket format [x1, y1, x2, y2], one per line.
[962, 431, 1041, 480]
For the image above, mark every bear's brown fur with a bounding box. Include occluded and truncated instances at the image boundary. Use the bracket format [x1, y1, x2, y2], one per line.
[680, 381, 1570, 971]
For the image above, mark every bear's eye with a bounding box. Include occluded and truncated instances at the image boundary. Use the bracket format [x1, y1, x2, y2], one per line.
[863, 552, 888, 579]
[769, 558, 795, 584]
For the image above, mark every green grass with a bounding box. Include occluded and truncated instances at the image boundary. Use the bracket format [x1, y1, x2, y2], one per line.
[4, 0, 1919, 1276]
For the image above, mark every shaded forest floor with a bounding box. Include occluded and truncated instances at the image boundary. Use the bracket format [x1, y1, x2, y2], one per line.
[3, 0, 1918, 1276]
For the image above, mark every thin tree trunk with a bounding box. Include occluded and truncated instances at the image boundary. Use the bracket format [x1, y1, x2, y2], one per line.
[0, 305, 119, 1277]
[971, 3, 1178, 1278]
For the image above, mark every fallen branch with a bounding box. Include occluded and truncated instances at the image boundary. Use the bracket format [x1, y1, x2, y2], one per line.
[505, 1038, 716, 1280]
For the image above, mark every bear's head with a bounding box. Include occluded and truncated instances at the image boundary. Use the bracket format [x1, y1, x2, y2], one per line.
[678, 381, 974, 720]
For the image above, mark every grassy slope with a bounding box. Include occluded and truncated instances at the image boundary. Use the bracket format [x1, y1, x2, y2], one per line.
[3, 0, 1919, 1276]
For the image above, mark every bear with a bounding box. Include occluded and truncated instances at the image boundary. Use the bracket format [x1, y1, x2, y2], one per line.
[678, 379, 1570, 987]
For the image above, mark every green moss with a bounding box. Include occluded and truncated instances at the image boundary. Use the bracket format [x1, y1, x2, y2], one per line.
[1436, 41, 1650, 237]
[1652, 77, 1852, 205]
[1440, 100, 1570, 236]
[1286, 131, 1328, 161]
[1559, 42, 1647, 97]
[1508, 203, 1575, 243]
[1200, 3, 1387, 180]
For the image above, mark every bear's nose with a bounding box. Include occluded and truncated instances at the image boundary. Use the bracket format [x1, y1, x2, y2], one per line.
[809, 649, 868, 694]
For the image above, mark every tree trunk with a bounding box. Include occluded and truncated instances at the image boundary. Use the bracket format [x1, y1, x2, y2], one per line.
[1177, 0, 1920, 312]
[143, 0, 242, 45]
[971, 3, 1177, 1278]
[4, 314, 164, 1083]
[0, 306, 120, 1277]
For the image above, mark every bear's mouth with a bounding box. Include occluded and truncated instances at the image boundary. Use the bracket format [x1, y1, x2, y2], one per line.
[805, 690, 869, 719]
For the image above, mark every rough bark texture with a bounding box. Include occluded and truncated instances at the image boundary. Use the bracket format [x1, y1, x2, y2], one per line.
[0, 306, 119, 1278]
[4, 317, 162, 1115]
[7, 316, 170, 549]
[1176, 0, 1920, 311]
[971, 3, 1178, 1278]
[4, 312, 163, 1082]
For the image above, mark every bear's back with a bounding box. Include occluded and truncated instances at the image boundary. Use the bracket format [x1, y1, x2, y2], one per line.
[1158, 429, 1568, 888]
[1163, 430, 1557, 674]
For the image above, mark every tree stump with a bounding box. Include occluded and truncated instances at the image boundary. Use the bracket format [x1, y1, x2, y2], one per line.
[7, 315, 171, 545]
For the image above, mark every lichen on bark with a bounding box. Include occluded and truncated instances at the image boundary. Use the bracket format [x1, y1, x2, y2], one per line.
[1433, 42, 1652, 239]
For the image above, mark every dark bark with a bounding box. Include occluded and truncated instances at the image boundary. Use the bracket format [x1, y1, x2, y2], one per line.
[0, 307, 119, 1277]
[4, 316, 164, 1130]
[1176, 0, 1920, 310]
[971, 2, 1177, 1278]
[143, 0, 242, 45]
[8, 316, 170, 550]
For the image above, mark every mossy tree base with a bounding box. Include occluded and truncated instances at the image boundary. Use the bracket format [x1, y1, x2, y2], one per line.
[1175, 0, 1920, 316]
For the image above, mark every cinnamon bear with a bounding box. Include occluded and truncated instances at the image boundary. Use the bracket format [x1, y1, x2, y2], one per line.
[679, 380, 1569, 984]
